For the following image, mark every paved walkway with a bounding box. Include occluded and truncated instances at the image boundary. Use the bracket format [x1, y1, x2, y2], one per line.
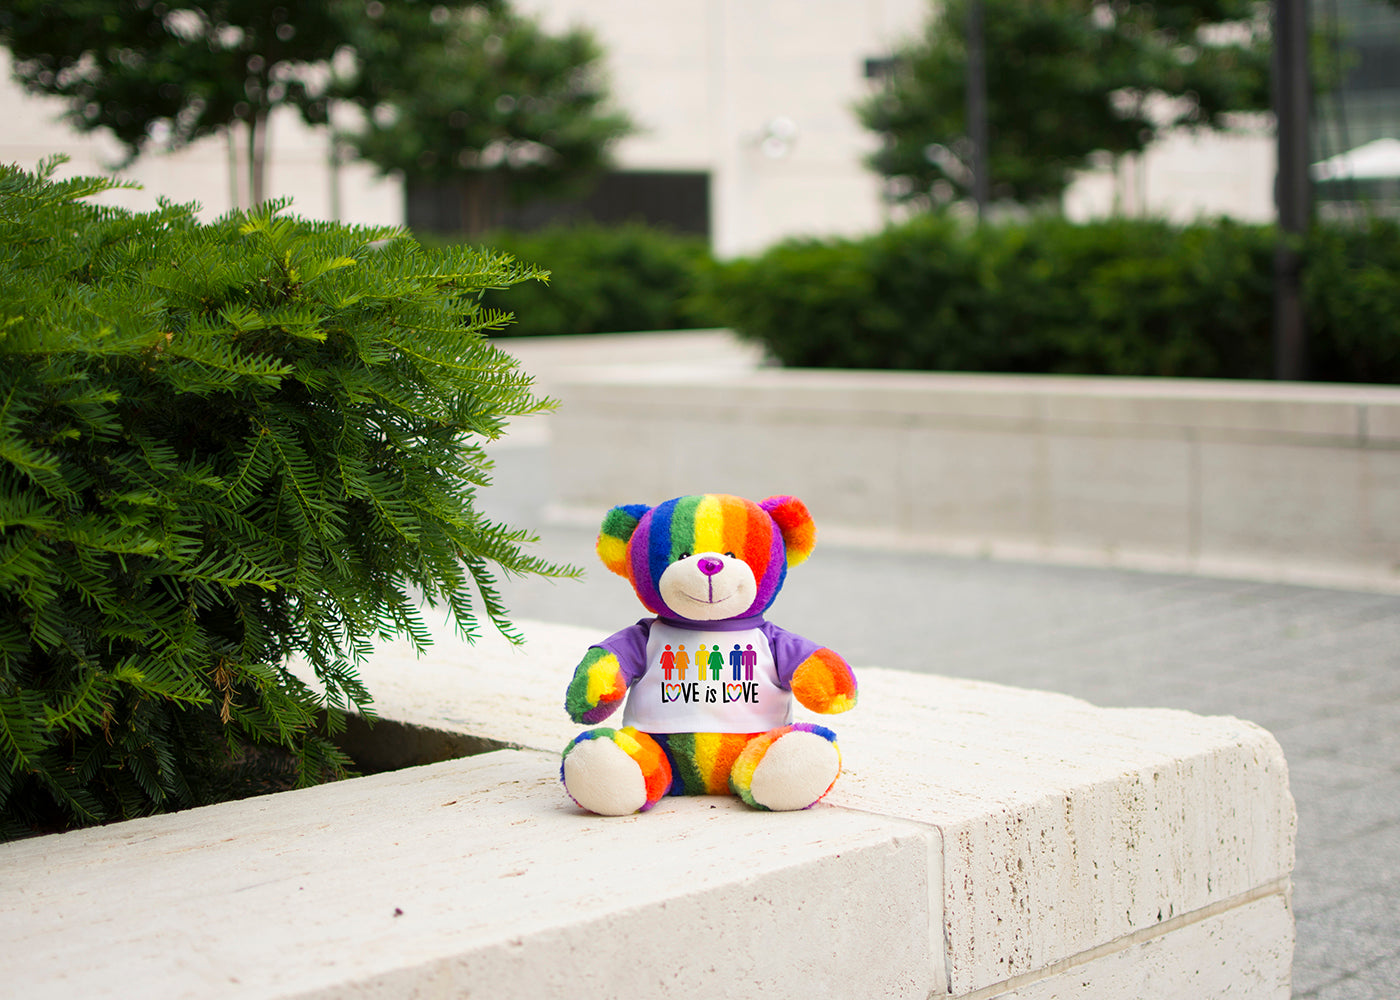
[483, 334, 1400, 1000]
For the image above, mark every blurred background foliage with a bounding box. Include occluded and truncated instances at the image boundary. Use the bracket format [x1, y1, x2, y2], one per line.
[427, 211, 1399, 386]
[454, 223, 718, 338]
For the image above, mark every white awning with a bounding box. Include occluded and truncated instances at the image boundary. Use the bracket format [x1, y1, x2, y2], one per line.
[1310, 137, 1400, 180]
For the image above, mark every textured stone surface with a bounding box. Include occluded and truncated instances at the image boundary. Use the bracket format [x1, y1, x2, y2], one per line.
[831, 672, 1293, 993]
[0, 613, 1296, 999]
[302, 616, 1295, 997]
[548, 363, 1400, 591]
[986, 893, 1294, 1000]
[0, 749, 940, 1000]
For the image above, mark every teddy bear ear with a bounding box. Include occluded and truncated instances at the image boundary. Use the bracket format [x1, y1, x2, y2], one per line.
[596, 503, 651, 577]
[759, 495, 816, 567]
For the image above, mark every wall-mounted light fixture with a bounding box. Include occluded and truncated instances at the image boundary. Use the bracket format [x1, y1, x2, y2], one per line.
[751, 117, 799, 159]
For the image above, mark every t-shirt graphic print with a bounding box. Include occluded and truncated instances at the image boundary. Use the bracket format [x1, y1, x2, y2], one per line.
[622, 621, 795, 733]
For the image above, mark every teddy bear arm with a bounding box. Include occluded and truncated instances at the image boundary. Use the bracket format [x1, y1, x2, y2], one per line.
[790, 647, 858, 715]
[565, 646, 629, 724]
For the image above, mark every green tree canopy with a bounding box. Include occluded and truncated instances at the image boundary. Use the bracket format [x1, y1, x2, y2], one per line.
[0, 0, 349, 205]
[858, 0, 1272, 207]
[333, 2, 634, 217]
[0, 1, 632, 214]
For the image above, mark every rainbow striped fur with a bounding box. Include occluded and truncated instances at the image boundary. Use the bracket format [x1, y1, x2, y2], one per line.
[564, 648, 626, 725]
[562, 494, 856, 816]
[597, 494, 814, 620]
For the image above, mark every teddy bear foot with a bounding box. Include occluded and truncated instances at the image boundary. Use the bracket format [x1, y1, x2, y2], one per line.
[562, 736, 648, 815]
[561, 729, 672, 816]
[734, 726, 842, 811]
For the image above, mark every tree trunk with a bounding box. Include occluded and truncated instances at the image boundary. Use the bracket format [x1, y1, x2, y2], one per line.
[247, 111, 270, 208]
[227, 128, 245, 210]
[965, 0, 990, 220]
[458, 172, 507, 235]
[1271, 0, 1310, 380]
[328, 132, 343, 223]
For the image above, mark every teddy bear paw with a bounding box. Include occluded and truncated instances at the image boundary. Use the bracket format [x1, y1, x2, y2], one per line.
[562, 734, 651, 816]
[736, 727, 842, 811]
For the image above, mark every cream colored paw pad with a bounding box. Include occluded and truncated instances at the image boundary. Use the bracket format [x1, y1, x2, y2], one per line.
[748, 730, 841, 811]
[562, 737, 648, 816]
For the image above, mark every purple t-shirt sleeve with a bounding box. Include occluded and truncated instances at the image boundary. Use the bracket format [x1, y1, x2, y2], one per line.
[759, 622, 823, 688]
[594, 619, 654, 685]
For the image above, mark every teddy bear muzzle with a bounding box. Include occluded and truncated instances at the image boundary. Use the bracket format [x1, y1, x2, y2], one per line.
[657, 552, 758, 621]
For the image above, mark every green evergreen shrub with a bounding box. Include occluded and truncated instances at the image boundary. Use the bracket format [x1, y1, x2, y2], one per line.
[0, 161, 573, 837]
[699, 214, 1398, 383]
[465, 222, 719, 337]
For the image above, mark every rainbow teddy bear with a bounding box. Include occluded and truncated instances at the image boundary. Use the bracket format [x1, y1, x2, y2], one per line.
[561, 493, 858, 815]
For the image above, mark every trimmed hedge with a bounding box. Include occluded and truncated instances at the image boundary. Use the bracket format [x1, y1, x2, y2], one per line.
[698, 214, 1400, 384]
[459, 223, 721, 338]
[1305, 220, 1400, 384]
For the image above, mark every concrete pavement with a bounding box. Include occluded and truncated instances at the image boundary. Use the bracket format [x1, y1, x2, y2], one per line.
[483, 332, 1400, 1000]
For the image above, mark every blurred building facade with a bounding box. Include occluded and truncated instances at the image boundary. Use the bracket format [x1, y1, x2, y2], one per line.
[1315, 0, 1400, 152]
[501, 0, 927, 255]
[1311, 0, 1400, 214]
[510, 0, 1283, 243]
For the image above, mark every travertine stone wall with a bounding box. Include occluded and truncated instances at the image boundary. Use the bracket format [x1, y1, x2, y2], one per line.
[549, 368, 1400, 593]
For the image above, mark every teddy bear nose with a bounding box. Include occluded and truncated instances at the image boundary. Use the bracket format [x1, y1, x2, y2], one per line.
[697, 556, 724, 577]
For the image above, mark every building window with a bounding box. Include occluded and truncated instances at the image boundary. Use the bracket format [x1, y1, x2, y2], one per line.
[1312, 0, 1400, 214]
[406, 171, 712, 239]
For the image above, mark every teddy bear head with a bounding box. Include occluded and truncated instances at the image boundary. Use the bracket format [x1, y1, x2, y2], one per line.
[596, 493, 816, 622]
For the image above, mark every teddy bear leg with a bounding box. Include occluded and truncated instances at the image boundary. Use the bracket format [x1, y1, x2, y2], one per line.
[730, 724, 841, 811]
[660, 733, 757, 796]
[561, 728, 672, 816]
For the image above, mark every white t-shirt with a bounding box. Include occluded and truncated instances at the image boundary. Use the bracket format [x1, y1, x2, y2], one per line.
[621, 621, 795, 733]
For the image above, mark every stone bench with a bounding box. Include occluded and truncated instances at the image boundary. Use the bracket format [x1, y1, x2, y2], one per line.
[0, 619, 1295, 999]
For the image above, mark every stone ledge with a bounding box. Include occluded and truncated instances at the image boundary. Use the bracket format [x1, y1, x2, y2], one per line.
[547, 368, 1400, 592]
[0, 618, 1296, 999]
[1, 749, 940, 1000]
[552, 367, 1400, 445]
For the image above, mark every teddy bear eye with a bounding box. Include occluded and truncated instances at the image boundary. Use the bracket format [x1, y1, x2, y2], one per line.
[677, 551, 690, 561]
[724, 551, 734, 558]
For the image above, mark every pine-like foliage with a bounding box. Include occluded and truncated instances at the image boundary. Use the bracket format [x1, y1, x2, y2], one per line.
[0, 160, 573, 837]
